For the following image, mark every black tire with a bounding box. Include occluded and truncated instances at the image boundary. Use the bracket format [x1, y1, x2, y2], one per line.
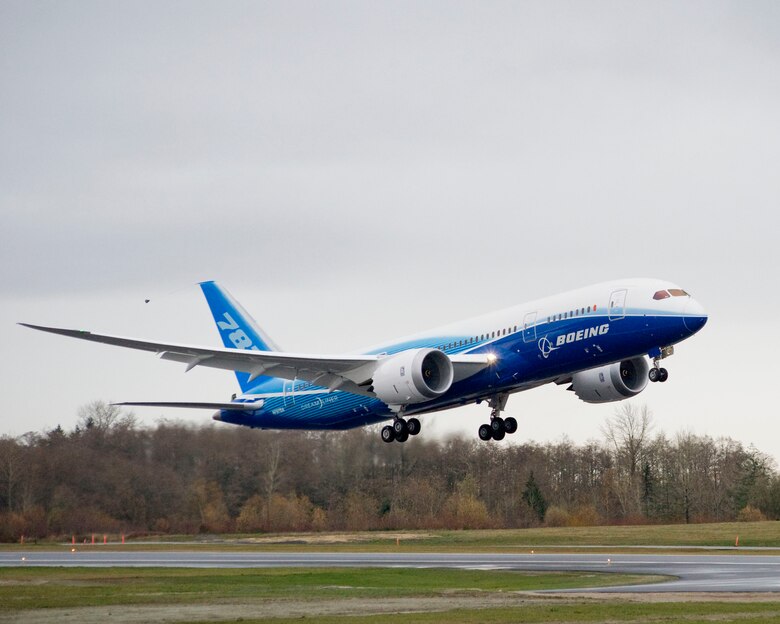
[393, 418, 408, 435]
[492, 428, 506, 441]
[659, 368, 669, 383]
[490, 417, 505, 433]
[381, 426, 395, 443]
[407, 418, 421, 436]
[649, 368, 659, 383]
[395, 431, 409, 443]
[504, 416, 518, 434]
[478, 424, 492, 441]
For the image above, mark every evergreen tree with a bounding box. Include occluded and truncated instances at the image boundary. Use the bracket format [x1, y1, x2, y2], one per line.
[521, 471, 547, 522]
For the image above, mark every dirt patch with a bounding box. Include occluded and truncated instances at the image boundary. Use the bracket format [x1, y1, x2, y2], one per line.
[230, 531, 433, 545]
[4, 593, 779, 624]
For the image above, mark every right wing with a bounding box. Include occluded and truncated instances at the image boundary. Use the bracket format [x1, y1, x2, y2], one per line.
[20, 323, 380, 395]
[20, 324, 492, 397]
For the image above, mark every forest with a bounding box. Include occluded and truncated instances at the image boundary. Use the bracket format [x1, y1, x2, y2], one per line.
[1, 401, 778, 541]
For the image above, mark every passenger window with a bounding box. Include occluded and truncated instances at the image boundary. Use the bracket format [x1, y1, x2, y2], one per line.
[653, 290, 670, 300]
[587, 306, 591, 313]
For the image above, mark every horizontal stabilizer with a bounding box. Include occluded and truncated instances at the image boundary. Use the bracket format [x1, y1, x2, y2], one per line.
[113, 401, 263, 411]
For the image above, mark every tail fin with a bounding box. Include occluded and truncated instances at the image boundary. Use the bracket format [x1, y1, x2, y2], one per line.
[199, 281, 280, 392]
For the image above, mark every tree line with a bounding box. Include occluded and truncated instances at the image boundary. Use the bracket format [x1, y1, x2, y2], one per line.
[0, 401, 777, 540]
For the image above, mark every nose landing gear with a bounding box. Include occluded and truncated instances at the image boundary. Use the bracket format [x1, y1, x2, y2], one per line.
[649, 366, 668, 383]
[478, 393, 518, 442]
[649, 345, 674, 383]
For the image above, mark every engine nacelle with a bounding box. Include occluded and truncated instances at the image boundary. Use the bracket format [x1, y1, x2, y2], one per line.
[371, 348, 454, 406]
[571, 357, 649, 403]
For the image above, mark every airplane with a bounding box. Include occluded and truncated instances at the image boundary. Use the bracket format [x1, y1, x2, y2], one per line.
[21, 278, 707, 443]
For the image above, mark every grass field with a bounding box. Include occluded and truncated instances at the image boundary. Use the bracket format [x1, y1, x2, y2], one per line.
[7, 520, 775, 553]
[0, 567, 662, 609]
[3, 523, 780, 623]
[0, 567, 778, 623]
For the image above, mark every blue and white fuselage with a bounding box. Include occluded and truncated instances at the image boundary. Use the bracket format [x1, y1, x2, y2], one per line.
[21, 278, 707, 442]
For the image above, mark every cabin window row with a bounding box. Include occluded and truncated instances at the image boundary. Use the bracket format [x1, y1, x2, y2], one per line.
[546, 304, 598, 324]
[437, 325, 520, 351]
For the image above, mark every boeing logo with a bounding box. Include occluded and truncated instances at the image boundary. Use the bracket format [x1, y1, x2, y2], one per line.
[538, 324, 610, 358]
[537, 336, 559, 359]
[555, 324, 610, 347]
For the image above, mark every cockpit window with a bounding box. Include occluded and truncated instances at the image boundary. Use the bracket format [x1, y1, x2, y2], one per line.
[668, 288, 689, 297]
[653, 290, 670, 300]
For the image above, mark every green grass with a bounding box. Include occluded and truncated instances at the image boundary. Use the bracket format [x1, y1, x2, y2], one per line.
[9, 520, 772, 552]
[0, 567, 660, 611]
[2, 567, 778, 623]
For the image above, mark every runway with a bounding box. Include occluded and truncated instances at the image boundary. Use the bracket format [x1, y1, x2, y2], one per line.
[2, 551, 779, 592]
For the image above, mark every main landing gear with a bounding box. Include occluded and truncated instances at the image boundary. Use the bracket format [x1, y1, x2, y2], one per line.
[478, 393, 518, 442]
[381, 412, 421, 444]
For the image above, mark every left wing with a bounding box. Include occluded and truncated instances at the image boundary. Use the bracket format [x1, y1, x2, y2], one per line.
[20, 323, 491, 397]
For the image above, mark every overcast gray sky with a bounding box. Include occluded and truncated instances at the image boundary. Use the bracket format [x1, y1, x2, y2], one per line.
[2, 1, 779, 457]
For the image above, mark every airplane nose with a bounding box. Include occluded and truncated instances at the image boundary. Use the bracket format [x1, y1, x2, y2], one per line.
[683, 298, 708, 333]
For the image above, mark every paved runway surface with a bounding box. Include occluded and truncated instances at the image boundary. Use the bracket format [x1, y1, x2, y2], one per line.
[2, 551, 779, 592]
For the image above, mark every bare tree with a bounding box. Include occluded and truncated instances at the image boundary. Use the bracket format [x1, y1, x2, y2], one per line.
[602, 404, 653, 516]
[77, 401, 136, 432]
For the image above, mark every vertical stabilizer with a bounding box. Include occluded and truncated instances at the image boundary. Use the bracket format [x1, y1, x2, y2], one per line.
[199, 281, 280, 392]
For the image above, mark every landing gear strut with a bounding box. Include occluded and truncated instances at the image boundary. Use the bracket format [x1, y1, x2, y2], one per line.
[478, 393, 518, 442]
[381, 409, 421, 444]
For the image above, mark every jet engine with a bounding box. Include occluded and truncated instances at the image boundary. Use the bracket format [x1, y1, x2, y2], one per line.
[571, 357, 649, 403]
[370, 348, 454, 406]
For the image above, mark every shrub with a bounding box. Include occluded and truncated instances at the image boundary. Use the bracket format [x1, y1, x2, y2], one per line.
[737, 505, 767, 522]
[568, 505, 602, 527]
[543, 506, 570, 528]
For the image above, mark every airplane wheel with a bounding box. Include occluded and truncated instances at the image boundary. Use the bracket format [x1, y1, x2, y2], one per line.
[490, 417, 504, 434]
[658, 368, 669, 382]
[504, 417, 518, 434]
[395, 430, 409, 443]
[492, 428, 506, 441]
[381, 426, 395, 443]
[478, 424, 492, 441]
[393, 418, 408, 435]
[649, 368, 659, 383]
[407, 418, 421, 436]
